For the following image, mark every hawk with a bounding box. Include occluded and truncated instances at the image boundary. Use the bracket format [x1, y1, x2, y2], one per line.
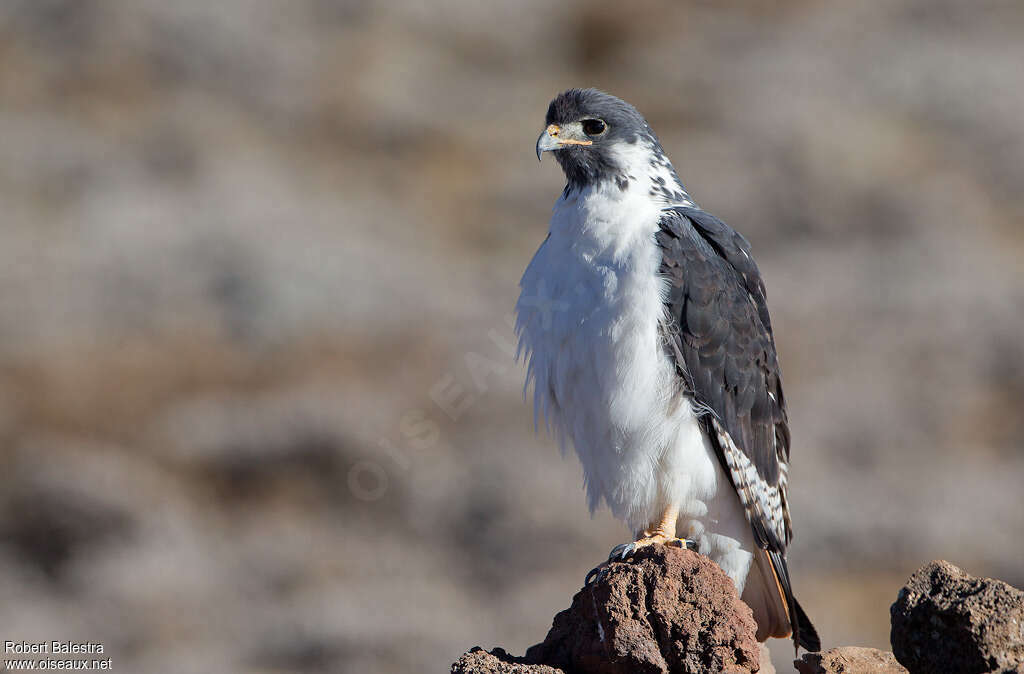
[516, 88, 820, 651]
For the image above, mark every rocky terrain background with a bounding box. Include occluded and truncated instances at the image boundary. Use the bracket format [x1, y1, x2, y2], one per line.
[0, 1, 1022, 672]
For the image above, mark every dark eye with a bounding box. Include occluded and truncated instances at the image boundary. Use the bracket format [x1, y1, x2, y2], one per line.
[581, 119, 606, 136]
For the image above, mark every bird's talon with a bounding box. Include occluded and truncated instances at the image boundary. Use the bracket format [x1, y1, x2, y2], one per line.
[605, 536, 695, 563]
[584, 565, 604, 586]
[607, 542, 635, 562]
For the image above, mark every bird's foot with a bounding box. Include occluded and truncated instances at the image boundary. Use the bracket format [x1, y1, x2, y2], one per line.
[584, 535, 696, 585]
[608, 534, 697, 561]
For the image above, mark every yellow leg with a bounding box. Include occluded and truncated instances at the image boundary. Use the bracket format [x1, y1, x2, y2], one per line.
[607, 504, 693, 561]
[585, 504, 695, 585]
[637, 504, 681, 544]
[623, 503, 691, 553]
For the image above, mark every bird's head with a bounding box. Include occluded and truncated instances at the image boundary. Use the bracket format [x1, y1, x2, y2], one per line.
[536, 88, 663, 191]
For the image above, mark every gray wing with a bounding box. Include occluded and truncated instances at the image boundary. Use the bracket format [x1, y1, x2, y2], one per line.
[658, 207, 822, 652]
[656, 206, 792, 553]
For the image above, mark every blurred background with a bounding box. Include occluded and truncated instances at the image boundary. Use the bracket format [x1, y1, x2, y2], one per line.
[0, 1, 1022, 672]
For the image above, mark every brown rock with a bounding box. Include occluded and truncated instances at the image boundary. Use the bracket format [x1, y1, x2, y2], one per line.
[890, 560, 1024, 673]
[451, 647, 565, 674]
[795, 647, 907, 673]
[524, 545, 761, 674]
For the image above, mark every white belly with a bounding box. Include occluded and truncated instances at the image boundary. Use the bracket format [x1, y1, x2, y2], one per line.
[516, 183, 755, 591]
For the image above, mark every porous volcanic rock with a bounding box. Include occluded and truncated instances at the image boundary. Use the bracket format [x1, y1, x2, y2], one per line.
[524, 545, 761, 674]
[890, 560, 1024, 673]
[795, 646, 907, 673]
[451, 647, 564, 673]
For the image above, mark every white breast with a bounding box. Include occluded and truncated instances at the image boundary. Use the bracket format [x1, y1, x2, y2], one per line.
[516, 164, 756, 592]
[517, 175, 688, 525]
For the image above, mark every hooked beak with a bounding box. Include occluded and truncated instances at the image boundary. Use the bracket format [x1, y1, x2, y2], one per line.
[536, 123, 592, 161]
[536, 124, 561, 161]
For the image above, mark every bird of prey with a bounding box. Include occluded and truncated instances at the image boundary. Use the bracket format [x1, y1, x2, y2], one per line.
[516, 88, 820, 652]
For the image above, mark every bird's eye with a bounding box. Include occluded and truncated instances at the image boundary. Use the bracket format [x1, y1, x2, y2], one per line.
[581, 119, 607, 136]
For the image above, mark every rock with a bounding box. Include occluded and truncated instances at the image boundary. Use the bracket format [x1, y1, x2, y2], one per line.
[890, 560, 1024, 673]
[451, 647, 564, 674]
[524, 545, 761, 674]
[795, 647, 907, 673]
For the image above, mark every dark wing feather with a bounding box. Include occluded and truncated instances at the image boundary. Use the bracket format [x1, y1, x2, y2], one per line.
[657, 206, 791, 550]
[657, 206, 820, 652]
